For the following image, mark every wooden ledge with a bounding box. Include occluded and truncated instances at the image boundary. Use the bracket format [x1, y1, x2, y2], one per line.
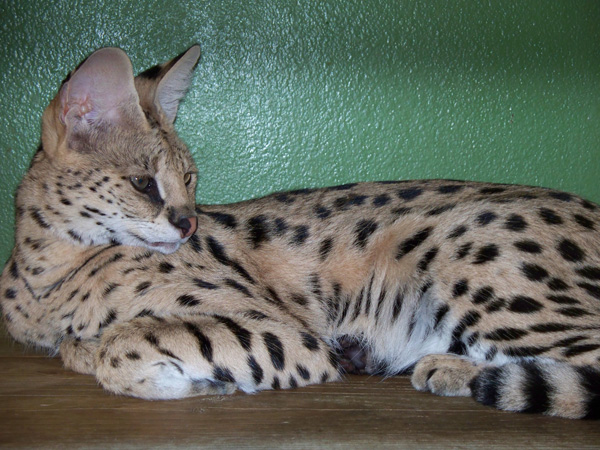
[1, 327, 598, 449]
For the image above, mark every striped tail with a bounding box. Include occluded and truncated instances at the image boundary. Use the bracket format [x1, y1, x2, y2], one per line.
[470, 361, 600, 419]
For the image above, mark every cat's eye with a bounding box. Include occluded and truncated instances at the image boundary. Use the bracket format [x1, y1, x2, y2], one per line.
[183, 173, 192, 185]
[130, 175, 153, 192]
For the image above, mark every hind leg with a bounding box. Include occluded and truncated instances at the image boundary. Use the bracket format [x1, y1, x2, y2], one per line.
[411, 353, 486, 397]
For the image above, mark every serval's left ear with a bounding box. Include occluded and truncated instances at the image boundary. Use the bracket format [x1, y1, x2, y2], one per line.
[136, 45, 201, 123]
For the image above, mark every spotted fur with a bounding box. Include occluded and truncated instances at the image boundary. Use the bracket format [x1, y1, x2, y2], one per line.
[1, 46, 599, 419]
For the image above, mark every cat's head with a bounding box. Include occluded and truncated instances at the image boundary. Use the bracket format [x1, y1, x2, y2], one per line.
[30, 46, 201, 254]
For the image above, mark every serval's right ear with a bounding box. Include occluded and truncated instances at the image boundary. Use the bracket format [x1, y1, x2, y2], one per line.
[42, 48, 147, 158]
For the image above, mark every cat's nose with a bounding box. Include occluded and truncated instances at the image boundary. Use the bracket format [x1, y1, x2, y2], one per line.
[170, 215, 197, 239]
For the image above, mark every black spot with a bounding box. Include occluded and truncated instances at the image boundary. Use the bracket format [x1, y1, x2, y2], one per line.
[505, 214, 527, 231]
[263, 332, 285, 371]
[273, 218, 288, 235]
[215, 316, 252, 351]
[447, 225, 468, 239]
[177, 294, 200, 307]
[126, 351, 141, 360]
[333, 194, 368, 210]
[213, 366, 235, 383]
[556, 307, 589, 317]
[480, 187, 506, 195]
[514, 240, 543, 254]
[418, 247, 439, 272]
[448, 311, 481, 355]
[274, 193, 294, 204]
[247, 215, 270, 248]
[538, 208, 563, 225]
[373, 194, 391, 207]
[291, 293, 308, 306]
[476, 211, 497, 226]
[438, 184, 463, 194]
[60, 198, 72, 206]
[188, 234, 202, 252]
[193, 278, 219, 290]
[397, 187, 423, 201]
[271, 376, 281, 390]
[205, 211, 238, 229]
[289, 375, 298, 389]
[319, 237, 334, 261]
[9, 261, 18, 279]
[576, 267, 600, 281]
[529, 322, 575, 333]
[564, 344, 600, 358]
[248, 356, 264, 385]
[577, 282, 600, 300]
[30, 208, 50, 229]
[557, 238, 585, 262]
[509, 296, 543, 313]
[427, 204, 456, 216]
[291, 225, 310, 245]
[243, 310, 268, 321]
[573, 214, 595, 230]
[314, 205, 332, 219]
[301, 332, 320, 351]
[4, 288, 16, 299]
[158, 262, 175, 273]
[484, 328, 528, 341]
[581, 199, 598, 211]
[473, 244, 499, 264]
[521, 263, 549, 282]
[355, 220, 378, 249]
[472, 286, 494, 305]
[224, 279, 253, 298]
[455, 242, 472, 259]
[547, 278, 569, 291]
[396, 227, 433, 259]
[548, 191, 572, 202]
[296, 365, 311, 380]
[433, 304, 450, 329]
[504, 346, 551, 357]
[110, 357, 121, 368]
[144, 332, 160, 347]
[545, 295, 580, 305]
[452, 279, 469, 298]
[135, 281, 152, 295]
[99, 309, 118, 328]
[184, 322, 213, 362]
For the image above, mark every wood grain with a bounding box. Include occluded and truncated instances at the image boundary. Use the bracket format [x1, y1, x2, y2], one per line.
[0, 327, 598, 449]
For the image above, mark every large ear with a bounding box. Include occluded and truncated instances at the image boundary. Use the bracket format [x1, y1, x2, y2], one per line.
[60, 47, 145, 136]
[138, 45, 201, 123]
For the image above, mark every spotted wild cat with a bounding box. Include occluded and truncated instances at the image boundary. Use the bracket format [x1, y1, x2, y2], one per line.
[1, 46, 599, 419]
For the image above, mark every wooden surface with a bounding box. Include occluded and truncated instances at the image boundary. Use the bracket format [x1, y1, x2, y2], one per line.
[1, 327, 599, 449]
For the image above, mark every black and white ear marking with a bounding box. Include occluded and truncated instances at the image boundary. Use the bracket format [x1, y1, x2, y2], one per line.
[155, 45, 201, 123]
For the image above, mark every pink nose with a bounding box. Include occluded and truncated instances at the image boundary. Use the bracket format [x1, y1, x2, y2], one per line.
[181, 216, 197, 238]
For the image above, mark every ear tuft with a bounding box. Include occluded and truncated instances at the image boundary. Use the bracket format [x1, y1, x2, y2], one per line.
[155, 45, 201, 122]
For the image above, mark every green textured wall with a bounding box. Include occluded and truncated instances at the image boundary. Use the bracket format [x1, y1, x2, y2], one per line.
[1, 1, 599, 264]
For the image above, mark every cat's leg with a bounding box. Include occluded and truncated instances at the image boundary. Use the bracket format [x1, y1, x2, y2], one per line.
[94, 315, 340, 399]
[411, 353, 485, 397]
[60, 337, 100, 375]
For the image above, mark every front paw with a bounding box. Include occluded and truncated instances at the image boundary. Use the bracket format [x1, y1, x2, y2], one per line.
[411, 354, 482, 397]
[60, 337, 100, 375]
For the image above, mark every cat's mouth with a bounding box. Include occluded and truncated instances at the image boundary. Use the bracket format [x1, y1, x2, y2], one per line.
[127, 231, 182, 254]
[148, 241, 180, 253]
